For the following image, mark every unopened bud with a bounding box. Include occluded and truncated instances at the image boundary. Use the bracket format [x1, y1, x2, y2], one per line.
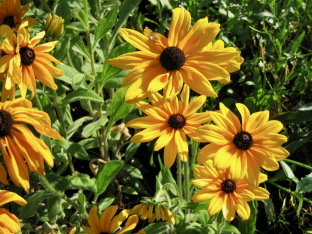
[45, 13, 64, 37]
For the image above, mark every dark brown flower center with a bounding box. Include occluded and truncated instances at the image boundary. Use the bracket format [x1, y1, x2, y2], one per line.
[221, 179, 236, 194]
[168, 114, 186, 129]
[233, 131, 253, 150]
[0, 110, 13, 137]
[160, 46, 185, 71]
[3, 16, 15, 28]
[20, 47, 35, 65]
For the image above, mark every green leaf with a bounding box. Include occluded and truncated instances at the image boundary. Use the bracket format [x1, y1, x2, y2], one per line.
[52, 139, 90, 160]
[96, 161, 124, 194]
[52, 38, 70, 62]
[253, 11, 275, 18]
[291, 31, 305, 53]
[66, 116, 93, 140]
[296, 173, 312, 193]
[273, 111, 312, 124]
[125, 143, 140, 163]
[48, 197, 64, 222]
[142, 223, 169, 234]
[104, 70, 129, 89]
[72, 8, 88, 28]
[77, 193, 87, 214]
[93, 5, 118, 48]
[66, 29, 90, 60]
[280, 160, 299, 183]
[55, 0, 70, 25]
[157, 155, 178, 196]
[59, 87, 104, 105]
[82, 116, 108, 138]
[99, 43, 135, 92]
[98, 196, 115, 212]
[122, 186, 138, 195]
[105, 86, 134, 135]
[122, 164, 143, 179]
[292, 102, 312, 111]
[46, 168, 72, 190]
[19, 191, 53, 219]
[108, 0, 142, 51]
[79, 138, 99, 149]
[68, 173, 96, 192]
[183, 201, 209, 210]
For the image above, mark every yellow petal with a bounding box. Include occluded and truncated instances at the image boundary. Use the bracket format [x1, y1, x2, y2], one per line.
[197, 144, 222, 164]
[0, 190, 27, 206]
[168, 8, 191, 46]
[88, 206, 101, 233]
[164, 137, 178, 168]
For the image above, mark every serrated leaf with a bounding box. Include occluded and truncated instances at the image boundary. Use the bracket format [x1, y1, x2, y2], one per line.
[59, 87, 104, 105]
[82, 116, 108, 138]
[96, 161, 124, 194]
[19, 191, 53, 219]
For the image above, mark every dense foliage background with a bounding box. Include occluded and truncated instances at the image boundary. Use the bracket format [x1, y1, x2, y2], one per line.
[1, 0, 312, 233]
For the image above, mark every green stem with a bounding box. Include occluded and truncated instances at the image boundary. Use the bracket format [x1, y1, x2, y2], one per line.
[36, 172, 88, 219]
[177, 157, 183, 202]
[283, 159, 312, 171]
[84, 0, 107, 160]
[52, 90, 75, 174]
[184, 160, 190, 214]
[39, 0, 53, 15]
[217, 215, 227, 234]
[33, 93, 43, 110]
[267, 180, 312, 206]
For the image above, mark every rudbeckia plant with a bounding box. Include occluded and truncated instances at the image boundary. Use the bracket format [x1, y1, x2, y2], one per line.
[106, 7, 243, 103]
[126, 84, 211, 168]
[0, 25, 64, 101]
[197, 103, 290, 186]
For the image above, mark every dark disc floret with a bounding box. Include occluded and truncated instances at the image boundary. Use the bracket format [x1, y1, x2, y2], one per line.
[3, 16, 15, 28]
[221, 179, 236, 194]
[20, 47, 35, 65]
[233, 131, 253, 150]
[0, 110, 13, 137]
[168, 114, 186, 129]
[160, 46, 185, 71]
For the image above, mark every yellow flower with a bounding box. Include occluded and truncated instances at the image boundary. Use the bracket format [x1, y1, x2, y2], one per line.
[45, 13, 64, 37]
[0, 0, 36, 31]
[192, 160, 269, 221]
[197, 103, 289, 186]
[82, 205, 139, 234]
[0, 190, 27, 233]
[131, 203, 176, 225]
[0, 25, 64, 101]
[106, 8, 243, 103]
[126, 84, 211, 168]
[0, 98, 63, 190]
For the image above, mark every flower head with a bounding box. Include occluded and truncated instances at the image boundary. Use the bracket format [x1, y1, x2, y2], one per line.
[0, 98, 63, 190]
[106, 8, 243, 103]
[197, 103, 289, 186]
[126, 84, 211, 168]
[0, 190, 27, 233]
[0, 0, 36, 31]
[132, 202, 176, 225]
[192, 160, 269, 221]
[0, 25, 63, 101]
[82, 205, 139, 234]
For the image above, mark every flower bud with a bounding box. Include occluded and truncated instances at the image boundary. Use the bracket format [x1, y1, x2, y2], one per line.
[45, 13, 64, 37]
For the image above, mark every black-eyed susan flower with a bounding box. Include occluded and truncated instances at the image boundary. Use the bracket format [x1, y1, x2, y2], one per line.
[0, 0, 36, 31]
[126, 84, 211, 168]
[0, 25, 63, 101]
[106, 8, 243, 103]
[192, 160, 269, 221]
[0, 98, 63, 190]
[197, 103, 289, 186]
[0, 190, 27, 233]
[82, 205, 139, 234]
[131, 201, 176, 225]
